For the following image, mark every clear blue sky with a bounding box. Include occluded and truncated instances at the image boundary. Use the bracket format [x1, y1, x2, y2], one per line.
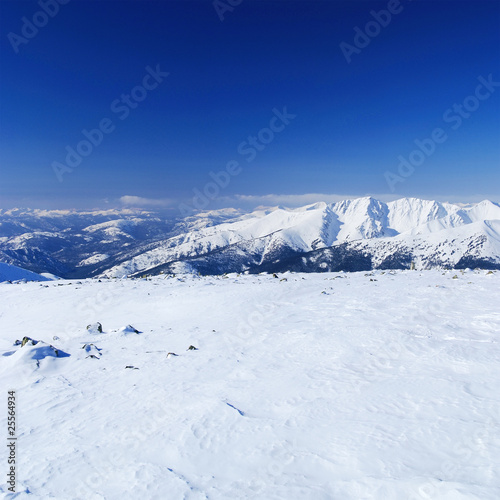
[0, 0, 499, 210]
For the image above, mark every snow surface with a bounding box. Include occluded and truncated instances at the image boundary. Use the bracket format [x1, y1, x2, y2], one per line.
[0, 270, 499, 499]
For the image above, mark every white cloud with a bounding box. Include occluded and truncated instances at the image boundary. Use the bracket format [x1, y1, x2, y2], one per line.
[215, 193, 500, 210]
[217, 193, 400, 209]
[426, 194, 500, 204]
[119, 192, 500, 213]
[119, 195, 173, 207]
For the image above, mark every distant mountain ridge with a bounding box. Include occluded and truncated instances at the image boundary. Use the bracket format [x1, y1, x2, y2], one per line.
[1, 197, 499, 277]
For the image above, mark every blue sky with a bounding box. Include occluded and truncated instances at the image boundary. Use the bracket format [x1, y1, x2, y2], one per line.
[0, 0, 499, 211]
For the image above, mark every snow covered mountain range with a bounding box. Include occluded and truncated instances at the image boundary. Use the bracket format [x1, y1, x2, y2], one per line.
[1, 197, 499, 278]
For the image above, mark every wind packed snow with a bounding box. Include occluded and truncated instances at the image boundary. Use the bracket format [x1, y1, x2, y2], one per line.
[0, 270, 499, 499]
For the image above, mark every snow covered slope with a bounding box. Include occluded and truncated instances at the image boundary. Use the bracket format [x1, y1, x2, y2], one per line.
[0, 208, 176, 277]
[0, 270, 499, 498]
[102, 198, 500, 277]
[0, 262, 52, 282]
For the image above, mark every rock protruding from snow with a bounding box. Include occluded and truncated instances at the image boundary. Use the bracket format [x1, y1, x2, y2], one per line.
[116, 325, 140, 335]
[1, 338, 70, 373]
[87, 322, 103, 334]
[81, 343, 102, 359]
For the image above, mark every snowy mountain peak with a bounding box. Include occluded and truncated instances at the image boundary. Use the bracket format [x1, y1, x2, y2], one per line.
[1, 197, 499, 277]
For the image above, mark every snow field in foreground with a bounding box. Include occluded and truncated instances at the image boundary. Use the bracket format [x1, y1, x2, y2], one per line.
[0, 269, 499, 499]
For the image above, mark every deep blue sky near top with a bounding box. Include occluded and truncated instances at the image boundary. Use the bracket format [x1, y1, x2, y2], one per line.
[0, 0, 499, 210]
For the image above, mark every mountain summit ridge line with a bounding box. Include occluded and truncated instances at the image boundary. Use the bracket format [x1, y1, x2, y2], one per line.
[1, 197, 499, 277]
